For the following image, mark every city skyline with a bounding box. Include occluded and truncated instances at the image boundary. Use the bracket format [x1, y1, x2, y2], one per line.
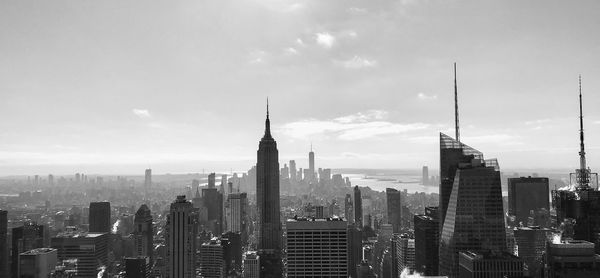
[1, 1, 600, 175]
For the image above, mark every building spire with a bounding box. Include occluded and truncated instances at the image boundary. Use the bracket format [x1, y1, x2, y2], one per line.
[263, 98, 272, 139]
[579, 75, 587, 171]
[454, 62, 460, 143]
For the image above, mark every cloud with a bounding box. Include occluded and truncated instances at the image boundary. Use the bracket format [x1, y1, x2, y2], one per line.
[348, 7, 368, 15]
[132, 109, 151, 118]
[525, 119, 551, 125]
[316, 32, 336, 49]
[248, 50, 267, 64]
[417, 93, 437, 101]
[338, 56, 378, 69]
[284, 47, 298, 55]
[278, 110, 428, 140]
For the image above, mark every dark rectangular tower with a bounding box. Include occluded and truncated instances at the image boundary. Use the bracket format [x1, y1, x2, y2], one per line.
[385, 188, 402, 233]
[354, 186, 363, 228]
[508, 177, 549, 225]
[256, 104, 282, 278]
[89, 202, 111, 233]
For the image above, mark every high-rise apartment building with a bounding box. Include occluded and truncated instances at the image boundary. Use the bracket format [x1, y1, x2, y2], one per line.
[414, 206, 439, 276]
[11, 222, 47, 278]
[439, 135, 506, 278]
[18, 248, 57, 278]
[51, 232, 109, 278]
[392, 234, 415, 274]
[208, 173, 216, 188]
[514, 226, 551, 278]
[226, 192, 248, 236]
[286, 218, 348, 278]
[200, 238, 224, 278]
[385, 188, 402, 233]
[165, 195, 198, 278]
[89, 201, 111, 233]
[289, 160, 297, 181]
[508, 177, 549, 225]
[133, 204, 153, 262]
[347, 224, 362, 278]
[256, 104, 282, 277]
[309, 146, 315, 183]
[243, 251, 259, 278]
[344, 194, 354, 224]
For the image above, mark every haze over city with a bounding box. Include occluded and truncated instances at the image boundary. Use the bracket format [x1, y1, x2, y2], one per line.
[1, 0, 600, 175]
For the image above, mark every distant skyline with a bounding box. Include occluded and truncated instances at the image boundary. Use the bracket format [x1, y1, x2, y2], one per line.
[1, 0, 600, 175]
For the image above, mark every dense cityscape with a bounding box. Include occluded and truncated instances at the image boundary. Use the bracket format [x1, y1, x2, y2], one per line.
[0, 72, 599, 278]
[2, 1, 600, 278]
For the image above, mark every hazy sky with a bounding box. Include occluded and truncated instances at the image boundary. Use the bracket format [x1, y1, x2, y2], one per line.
[1, 0, 600, 175]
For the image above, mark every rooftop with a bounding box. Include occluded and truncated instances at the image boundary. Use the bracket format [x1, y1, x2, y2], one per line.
[20, 248, 57, 256]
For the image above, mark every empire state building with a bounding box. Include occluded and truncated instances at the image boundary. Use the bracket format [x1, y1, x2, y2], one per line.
[256, 102, 283, 277]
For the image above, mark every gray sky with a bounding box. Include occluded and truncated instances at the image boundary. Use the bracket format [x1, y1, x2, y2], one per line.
[1, 0, 600, 175]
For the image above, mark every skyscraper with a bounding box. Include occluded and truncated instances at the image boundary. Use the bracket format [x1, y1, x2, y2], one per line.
[89, 201, 111, 233]
[439, 136, 506, 277]
[385, 188, 402, 233]
[286, 217, 348, 278]
[289, 160, 297, 181]
[226, 192, 248, 244]
[354, 186, 363, 228]
[11, 222, 47, 278]
[243, 251, 260, 278]
[200, 238, 224, 278]
[134, 204, 153, 263]
[344, 194, 354, 224]
[552, 77, 600, 252]
[508, 177, 549, 225]
[165, 195, 198, 278]
[414, 207, 439, 276]
[51, 232, 109, 278]
[544, 239, 600, 277]
[256, 102, 282, 277]
[422, 166, 429, 185]
[144, 168, 152, 190]
[458, 251, 524, 278]
[18, 248, 58, 278]
[203, 187, 224, 235]
[208, 173, 216, 188]
[514, 226, 551, 278]
[309, 145, 315, 183]
[0, 210, 7, 278]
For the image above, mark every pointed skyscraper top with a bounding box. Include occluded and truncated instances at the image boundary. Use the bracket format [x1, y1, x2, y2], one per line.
[454, 62, 460, 143]
[263, 98, 273, 140]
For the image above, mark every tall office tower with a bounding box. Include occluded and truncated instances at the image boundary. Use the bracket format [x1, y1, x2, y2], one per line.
[385, 188, 402, 233]
[243, 251, 259, 278]
[48, 174, 54, 186]
[208, 173, 216, 188]
[89, 202, 111, 233]
[545, 239, 600, 277]
[309, 145, 315, 182]
[414, 207, 439, 276]
[125, 256, 151, 278]
[422, 166, 429, 185]
[514, 226, 551, 278]
[200, 238, 224, 278]
[145, 168, 152, 189]
[51, 232, 109, 277]
[508, 177, 549, 225]
[354, 186, 363, 228]
[458, 251, 524, 278]
[439, 136, 506, 278]
[289, 160, 297, 181]
[286, 218, 348, 277]
[165, 195, 198, 278]
[348, 224, 362, 278]
[226, 193, 248, 244]
[0, 210, 7, 278]
[203, 187, 224, 235]
[221, 232, 242, 276]
[133, 204, 153, 262]
[221, 175, 227, 187]
[344, 194, 354, 224]
[552, 77, 600, 253]
[439, 133, 479, 234]
[11, 222, 46, 278]
[255, 103, 282, 277]
[18, 248, 57, 278]
[392, 234, 415, 274]
[281, 164, 289, 180]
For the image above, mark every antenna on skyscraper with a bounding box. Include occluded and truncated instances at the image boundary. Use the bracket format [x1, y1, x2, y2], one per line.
[578, 75, 586, 171]
[267, 97, 269, 119]
[454, 62, 460, 143]
[571, 75, 598, 190]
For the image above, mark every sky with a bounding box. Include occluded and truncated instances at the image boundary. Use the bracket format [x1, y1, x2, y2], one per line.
[1, 0, 600, 175]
